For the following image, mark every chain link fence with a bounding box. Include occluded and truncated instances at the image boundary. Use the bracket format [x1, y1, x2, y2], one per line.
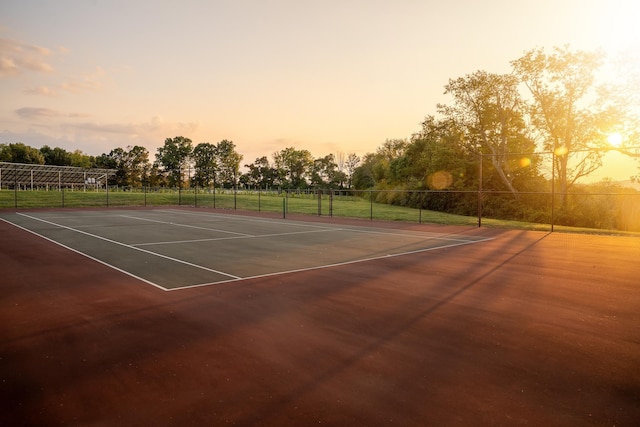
[1, 151, 639, 233]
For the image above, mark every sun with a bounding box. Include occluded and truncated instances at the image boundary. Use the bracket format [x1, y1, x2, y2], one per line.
[607, 132, 623, 147]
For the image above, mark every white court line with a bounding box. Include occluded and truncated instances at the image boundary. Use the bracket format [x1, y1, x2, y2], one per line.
[25, 214, 119, 220]
[15, 213, 241, 281]
[164, 209, 337, 230]
[120, 214, 253, 237]
[166, 235, 494, 291]
[132, 227, 339, 247]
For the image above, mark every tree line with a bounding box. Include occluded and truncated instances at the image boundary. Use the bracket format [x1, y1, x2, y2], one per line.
[0, 138, 361, 191]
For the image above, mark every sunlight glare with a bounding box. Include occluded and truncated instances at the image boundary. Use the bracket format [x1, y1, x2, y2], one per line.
[607, 132, 623, 147]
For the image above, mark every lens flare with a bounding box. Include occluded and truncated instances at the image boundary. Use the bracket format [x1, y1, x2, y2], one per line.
[554, 146, 568, 156]
[428, 171, 453, 190]
[519, 157, 531, 167]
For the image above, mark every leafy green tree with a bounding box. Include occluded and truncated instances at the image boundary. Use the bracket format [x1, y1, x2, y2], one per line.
[216, 140, 243, 188]
[512, 46, 608, 203]
[310, 154, 340, 188]
[405, 117, 480, 212]
[351, 140, 408, 190]
[407, 117, 472, 188]
[372, 139, 410, 188]
[272, 147, 313, 188]
[155, 136, 193, 187]
[438, 71, 536, 197]
[107, 145, 150, 187]
[107, 148, 129, 186]
[244, 156, 277, 189]
[146, 164, 166, 187]
[69, 149, 94, 168]
[351, 152, 377, 189]
[377, 139, 409, 161]
[192, 142, 218, 188]
[40, 146, 72, 166]
[0, 143, 45, 164]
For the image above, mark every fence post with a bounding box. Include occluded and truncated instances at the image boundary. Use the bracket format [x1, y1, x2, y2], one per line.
[370, 190, 373, 220]
[478, 153, 483, 228]
[330, 190, 333, 218]
[178, 167, 182, 206]
[14, 167, 18, 208]
[551, 151, 555, 232]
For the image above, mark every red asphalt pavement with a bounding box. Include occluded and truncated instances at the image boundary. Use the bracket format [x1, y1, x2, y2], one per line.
[1, 210, 639, 426]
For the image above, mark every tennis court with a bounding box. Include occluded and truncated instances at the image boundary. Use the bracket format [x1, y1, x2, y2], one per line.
[1, 207, 639, 426]
[0, 208, 491, 290]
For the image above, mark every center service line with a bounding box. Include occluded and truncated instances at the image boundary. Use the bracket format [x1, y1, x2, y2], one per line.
[133, 227, 339, 247]
[119, 214, 253, 237]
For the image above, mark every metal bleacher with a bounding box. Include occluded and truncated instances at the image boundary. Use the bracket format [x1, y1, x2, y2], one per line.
[0, 162, 117, 190]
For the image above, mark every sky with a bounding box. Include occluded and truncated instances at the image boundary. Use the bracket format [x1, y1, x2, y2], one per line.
[1, 0, 639, 180]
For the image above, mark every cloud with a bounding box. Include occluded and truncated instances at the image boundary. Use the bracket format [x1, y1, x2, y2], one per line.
[23, 66, 107, 96]
[4, 114, 200, 156]
[55, 117, 201, 154]
[67, 121, 141, 135]
[23, 86, 57, 96]
[0, 38, 54, 77]
[15, 107, 90, 120]
[60, 66, 106, 93]
[2, 36, 107, 95]
[63, 116, 200, 137]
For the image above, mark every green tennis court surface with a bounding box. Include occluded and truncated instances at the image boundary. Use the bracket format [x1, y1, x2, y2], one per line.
[1, 208, 491, 290]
